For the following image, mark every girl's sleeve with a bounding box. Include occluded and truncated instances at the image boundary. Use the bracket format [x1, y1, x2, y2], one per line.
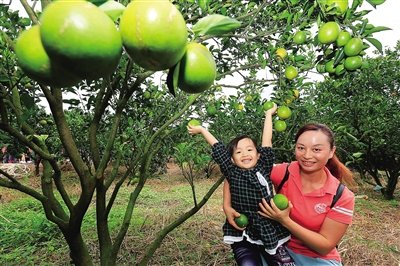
[212, 142, 234, 178]
[258, 146, 275, 165]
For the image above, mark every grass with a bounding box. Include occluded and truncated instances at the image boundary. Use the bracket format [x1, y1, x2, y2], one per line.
[0, 168, 399, 265]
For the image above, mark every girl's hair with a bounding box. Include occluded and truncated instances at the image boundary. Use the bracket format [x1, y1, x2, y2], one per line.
[227, 135, 258, 156]
[295, 123, 357, 189]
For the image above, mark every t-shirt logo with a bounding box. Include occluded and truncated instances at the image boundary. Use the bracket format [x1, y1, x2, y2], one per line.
[314, 203, 327, 214]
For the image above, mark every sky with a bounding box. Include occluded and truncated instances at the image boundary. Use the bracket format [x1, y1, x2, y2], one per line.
[361, 0, 400, 52]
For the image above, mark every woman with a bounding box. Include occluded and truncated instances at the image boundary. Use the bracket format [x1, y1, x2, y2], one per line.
[223, 123, 356, 265]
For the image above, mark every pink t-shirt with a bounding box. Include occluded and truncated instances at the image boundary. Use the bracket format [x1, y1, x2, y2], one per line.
[271, 162, 355, 261]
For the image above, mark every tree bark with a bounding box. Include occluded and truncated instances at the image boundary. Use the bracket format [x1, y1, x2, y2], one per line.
[65, 232, 93, 266]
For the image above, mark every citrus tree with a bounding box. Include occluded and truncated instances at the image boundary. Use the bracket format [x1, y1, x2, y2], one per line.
[0, 0, 388, 265]
[301, 43, 400, 199]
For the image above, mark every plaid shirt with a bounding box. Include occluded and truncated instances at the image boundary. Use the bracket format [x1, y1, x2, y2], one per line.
[212, 142, 290, 251]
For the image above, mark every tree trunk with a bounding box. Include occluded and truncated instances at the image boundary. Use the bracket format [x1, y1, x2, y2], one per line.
[65, 232, 93, 266]
[384, 172, 399, 200]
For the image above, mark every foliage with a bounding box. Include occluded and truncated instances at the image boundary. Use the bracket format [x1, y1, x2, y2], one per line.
[301, 43, 400, 199]
[0, 1, 390, 265]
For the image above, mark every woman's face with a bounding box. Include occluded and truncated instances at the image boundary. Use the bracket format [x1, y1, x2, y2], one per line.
[295, 130, 335, 173]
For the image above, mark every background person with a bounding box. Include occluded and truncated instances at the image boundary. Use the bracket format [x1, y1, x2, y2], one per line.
[1, 145, 10, 163]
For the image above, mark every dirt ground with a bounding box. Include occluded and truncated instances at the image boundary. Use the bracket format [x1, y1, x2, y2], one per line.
[1, 162, 399, 265]
[156, 163, 400, 266]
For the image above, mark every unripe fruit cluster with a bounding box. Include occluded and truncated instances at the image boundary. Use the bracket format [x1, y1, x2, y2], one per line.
[15, 0, 123, 87]
[15, 0, 216, 95]
[317, 21, 364, 75]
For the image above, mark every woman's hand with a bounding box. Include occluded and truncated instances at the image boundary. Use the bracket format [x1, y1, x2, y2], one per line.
[223, 205, 244, 231]
[258, 198, 292, 226]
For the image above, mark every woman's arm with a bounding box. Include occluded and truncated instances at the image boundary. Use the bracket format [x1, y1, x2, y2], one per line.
[258, 199, 349, 255]
[223, 181, 243, 230]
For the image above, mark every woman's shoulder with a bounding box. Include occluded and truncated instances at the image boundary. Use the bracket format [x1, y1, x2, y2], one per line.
[271, 161, 296, 183]
[272, 161, 298, 173]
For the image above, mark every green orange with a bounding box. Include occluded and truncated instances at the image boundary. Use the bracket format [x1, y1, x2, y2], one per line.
[263, 101, 275, 111]
[234, 103, 244, 111]
[39, 0, 122, 80]
[317, 21, 340, 44]
[15, 25, 81, 87]
[178, 42, 216, 94]
[335, 64, 345, 75]
[277, 106, 292, 120]
[276, 48, 288, 60]
[336, 30, 351, 47]
[188, 119, 201, 127]
[120, 0, 188, 71]
[292, 89, 300, 98]
[143, 91, 151, 99]
[325, 60, 336, 74]
[274, 120, 287, 132]
[285, 66, 298, 80]
[235, 213, 249, 228]
[344, 56, 362, 71]
[273, 194, 289, 210]
[326, 0, 348, 15]
[293, 31, 307, 45]
[206, 104, 217, 116]
[344, 37, 363, 56]
[245, 95, 253, 102]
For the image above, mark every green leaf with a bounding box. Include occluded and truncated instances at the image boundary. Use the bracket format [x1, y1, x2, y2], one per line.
[307, 6, 315, 18]
[20, 93, 35, 109]
[351, 0, 363, 9]
[0, 74, 9, 82]
[364, 26, 392, 36]
[192, 14, 241, 37]
[365, 37, 383, 54]
[366, 0, 386, 7]
[352, 152, 363, 158]
[197, 0, 209, 12]
[99, 0, 126, 22]
[333, 48, 345, 66]
[279, 10, 290, 19]
[34, 134, 48, 142]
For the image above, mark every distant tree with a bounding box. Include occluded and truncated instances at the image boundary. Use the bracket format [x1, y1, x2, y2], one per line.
[302, 43, 400, 199]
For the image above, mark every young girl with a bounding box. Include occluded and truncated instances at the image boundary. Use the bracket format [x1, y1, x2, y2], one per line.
[188, 104, 295, 266]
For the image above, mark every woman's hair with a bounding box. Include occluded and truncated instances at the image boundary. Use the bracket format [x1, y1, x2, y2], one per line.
[227, 135, 258, 156]
[295, 123, 357, 189]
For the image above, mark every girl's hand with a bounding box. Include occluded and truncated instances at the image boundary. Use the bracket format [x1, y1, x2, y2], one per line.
[264, 103, 277, 116]
[223, 206, 244, 231]
[187, 125, 203, 135]
[258, 198, 292, 225]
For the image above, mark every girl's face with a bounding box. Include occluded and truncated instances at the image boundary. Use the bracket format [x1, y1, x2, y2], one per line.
[231, 138, 260, 169]
[295, 130, 335, 173]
